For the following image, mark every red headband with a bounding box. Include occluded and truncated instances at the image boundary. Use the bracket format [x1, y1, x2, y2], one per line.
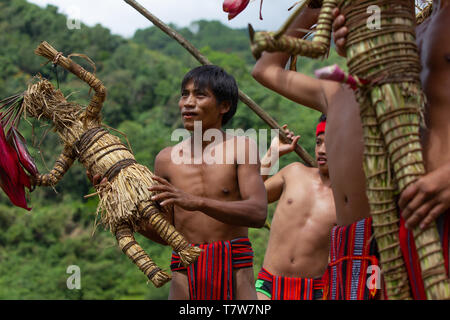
[316, 121, 326, 137]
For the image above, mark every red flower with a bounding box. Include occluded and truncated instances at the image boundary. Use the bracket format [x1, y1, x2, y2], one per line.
[7, 127, 39, 177]
[223, 0, 250, 20]
[0, 122, 31, 210]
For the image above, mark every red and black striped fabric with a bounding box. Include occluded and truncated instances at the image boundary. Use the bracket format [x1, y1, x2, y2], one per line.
[257, 267, 325, 300]
[170, 237, 254, 300]
[323, 217, 379, 300]
[399, 216, 427, 300]
[443, 214, 450, 275]
[399, 213, 450, 300]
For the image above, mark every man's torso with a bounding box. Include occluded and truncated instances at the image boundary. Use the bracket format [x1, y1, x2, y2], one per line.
[263, 163, 336, 278]
[418, 5, 450, 172]
[325, 85, 371, 226]
[162, 136, 251, 243]
[160, 135, 257, 299]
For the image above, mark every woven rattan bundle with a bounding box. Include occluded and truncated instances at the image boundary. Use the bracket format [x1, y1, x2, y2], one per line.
[249, 0, 449, 299]
[16, 41, 202, 288]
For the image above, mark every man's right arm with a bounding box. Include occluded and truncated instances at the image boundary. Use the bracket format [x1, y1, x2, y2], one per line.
[252, 7, 335, 114]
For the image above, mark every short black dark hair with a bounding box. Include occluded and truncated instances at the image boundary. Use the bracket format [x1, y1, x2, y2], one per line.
[318, 114, 327, 123]
[181, 65, 238, 126]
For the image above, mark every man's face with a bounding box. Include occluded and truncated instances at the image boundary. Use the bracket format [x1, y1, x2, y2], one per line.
[315, 133, 328, 174]
[178, 80, 229, 131]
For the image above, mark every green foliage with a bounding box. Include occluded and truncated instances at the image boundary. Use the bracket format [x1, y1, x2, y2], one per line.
[0, 0, 346, 299]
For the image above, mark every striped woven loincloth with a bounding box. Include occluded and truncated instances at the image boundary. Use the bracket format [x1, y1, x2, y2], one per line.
[170, 237, 254, 300]
[256, 267, 325, 300]
[399, 212, 450, 300]
[324, 217, 380, 300]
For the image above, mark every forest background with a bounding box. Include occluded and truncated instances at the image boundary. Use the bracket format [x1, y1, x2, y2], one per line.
[0, 0, 344, 299]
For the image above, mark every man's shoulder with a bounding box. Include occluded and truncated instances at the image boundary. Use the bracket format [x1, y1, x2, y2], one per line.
[155, 146, 173, 161]
[280, 161, 319, 178]
[283, 161, 309, 172]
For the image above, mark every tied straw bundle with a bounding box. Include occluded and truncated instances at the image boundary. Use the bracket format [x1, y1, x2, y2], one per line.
[16, 41, 203, 287]
[250, 0, 449, 299]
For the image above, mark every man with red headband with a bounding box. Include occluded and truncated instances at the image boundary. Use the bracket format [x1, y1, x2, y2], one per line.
[255, 116, 336, 300]
[252, 6, 382, 299]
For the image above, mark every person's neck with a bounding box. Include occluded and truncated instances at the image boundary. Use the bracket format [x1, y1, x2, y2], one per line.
[318, 170, 331, 187]
[189, 126, 225, 150]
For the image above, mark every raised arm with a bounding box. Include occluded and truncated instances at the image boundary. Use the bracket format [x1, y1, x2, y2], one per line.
[261, 125, 299, 203]
[34, 42, 106, 123]
[260, 124, 300, 181]
[34, 145, 75, 187]
[251, 7, 333, 113]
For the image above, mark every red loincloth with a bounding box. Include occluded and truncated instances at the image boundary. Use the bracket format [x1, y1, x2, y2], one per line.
[256, 267, 326, 300]
[170, 237, 254, 300]
[323, 217, 380, 300]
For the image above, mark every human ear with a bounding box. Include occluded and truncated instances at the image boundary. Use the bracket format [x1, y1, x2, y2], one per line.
[220, 101, 231, 115]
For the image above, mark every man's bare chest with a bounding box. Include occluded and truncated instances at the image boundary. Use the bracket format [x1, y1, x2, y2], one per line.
[419, 11, 450, 72]
[167, 162, 239, 197]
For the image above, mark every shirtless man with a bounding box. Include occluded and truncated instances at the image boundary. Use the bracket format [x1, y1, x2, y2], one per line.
[252, 6, 379, 299]
[91, 65, 267, 300]
[255, 119, 336, 300]
[329, 0, 450, 299]
[143, 65, 267, 300]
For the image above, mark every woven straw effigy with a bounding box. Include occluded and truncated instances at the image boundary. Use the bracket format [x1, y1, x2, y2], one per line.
[249, 0, 449, 299]
[20, 41, 202, 287]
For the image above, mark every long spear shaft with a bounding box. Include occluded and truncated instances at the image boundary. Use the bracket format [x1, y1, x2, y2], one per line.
[124, 0, 316, 167]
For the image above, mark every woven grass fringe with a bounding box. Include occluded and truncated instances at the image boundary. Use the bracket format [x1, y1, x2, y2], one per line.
[96, 163, 202, 285]
[96, 163, 155, 233]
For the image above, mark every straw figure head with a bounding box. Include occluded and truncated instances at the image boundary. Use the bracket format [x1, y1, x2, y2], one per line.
[23, 78, 83, 128]
[21, 77, 85, 146]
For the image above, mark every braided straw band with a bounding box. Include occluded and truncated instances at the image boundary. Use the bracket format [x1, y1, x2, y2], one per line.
[102, 159, 137, 182]
[74, 127, 108, 157]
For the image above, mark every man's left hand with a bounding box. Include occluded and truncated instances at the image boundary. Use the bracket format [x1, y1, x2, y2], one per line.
[149, 175, 203, 211]
[399, 163, 450, 229]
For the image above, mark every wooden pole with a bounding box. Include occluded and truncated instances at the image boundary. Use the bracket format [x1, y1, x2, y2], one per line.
[124, 0, 316, 167]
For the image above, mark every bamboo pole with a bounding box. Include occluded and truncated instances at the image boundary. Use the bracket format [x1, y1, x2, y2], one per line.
[124, 0, 316, 168]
